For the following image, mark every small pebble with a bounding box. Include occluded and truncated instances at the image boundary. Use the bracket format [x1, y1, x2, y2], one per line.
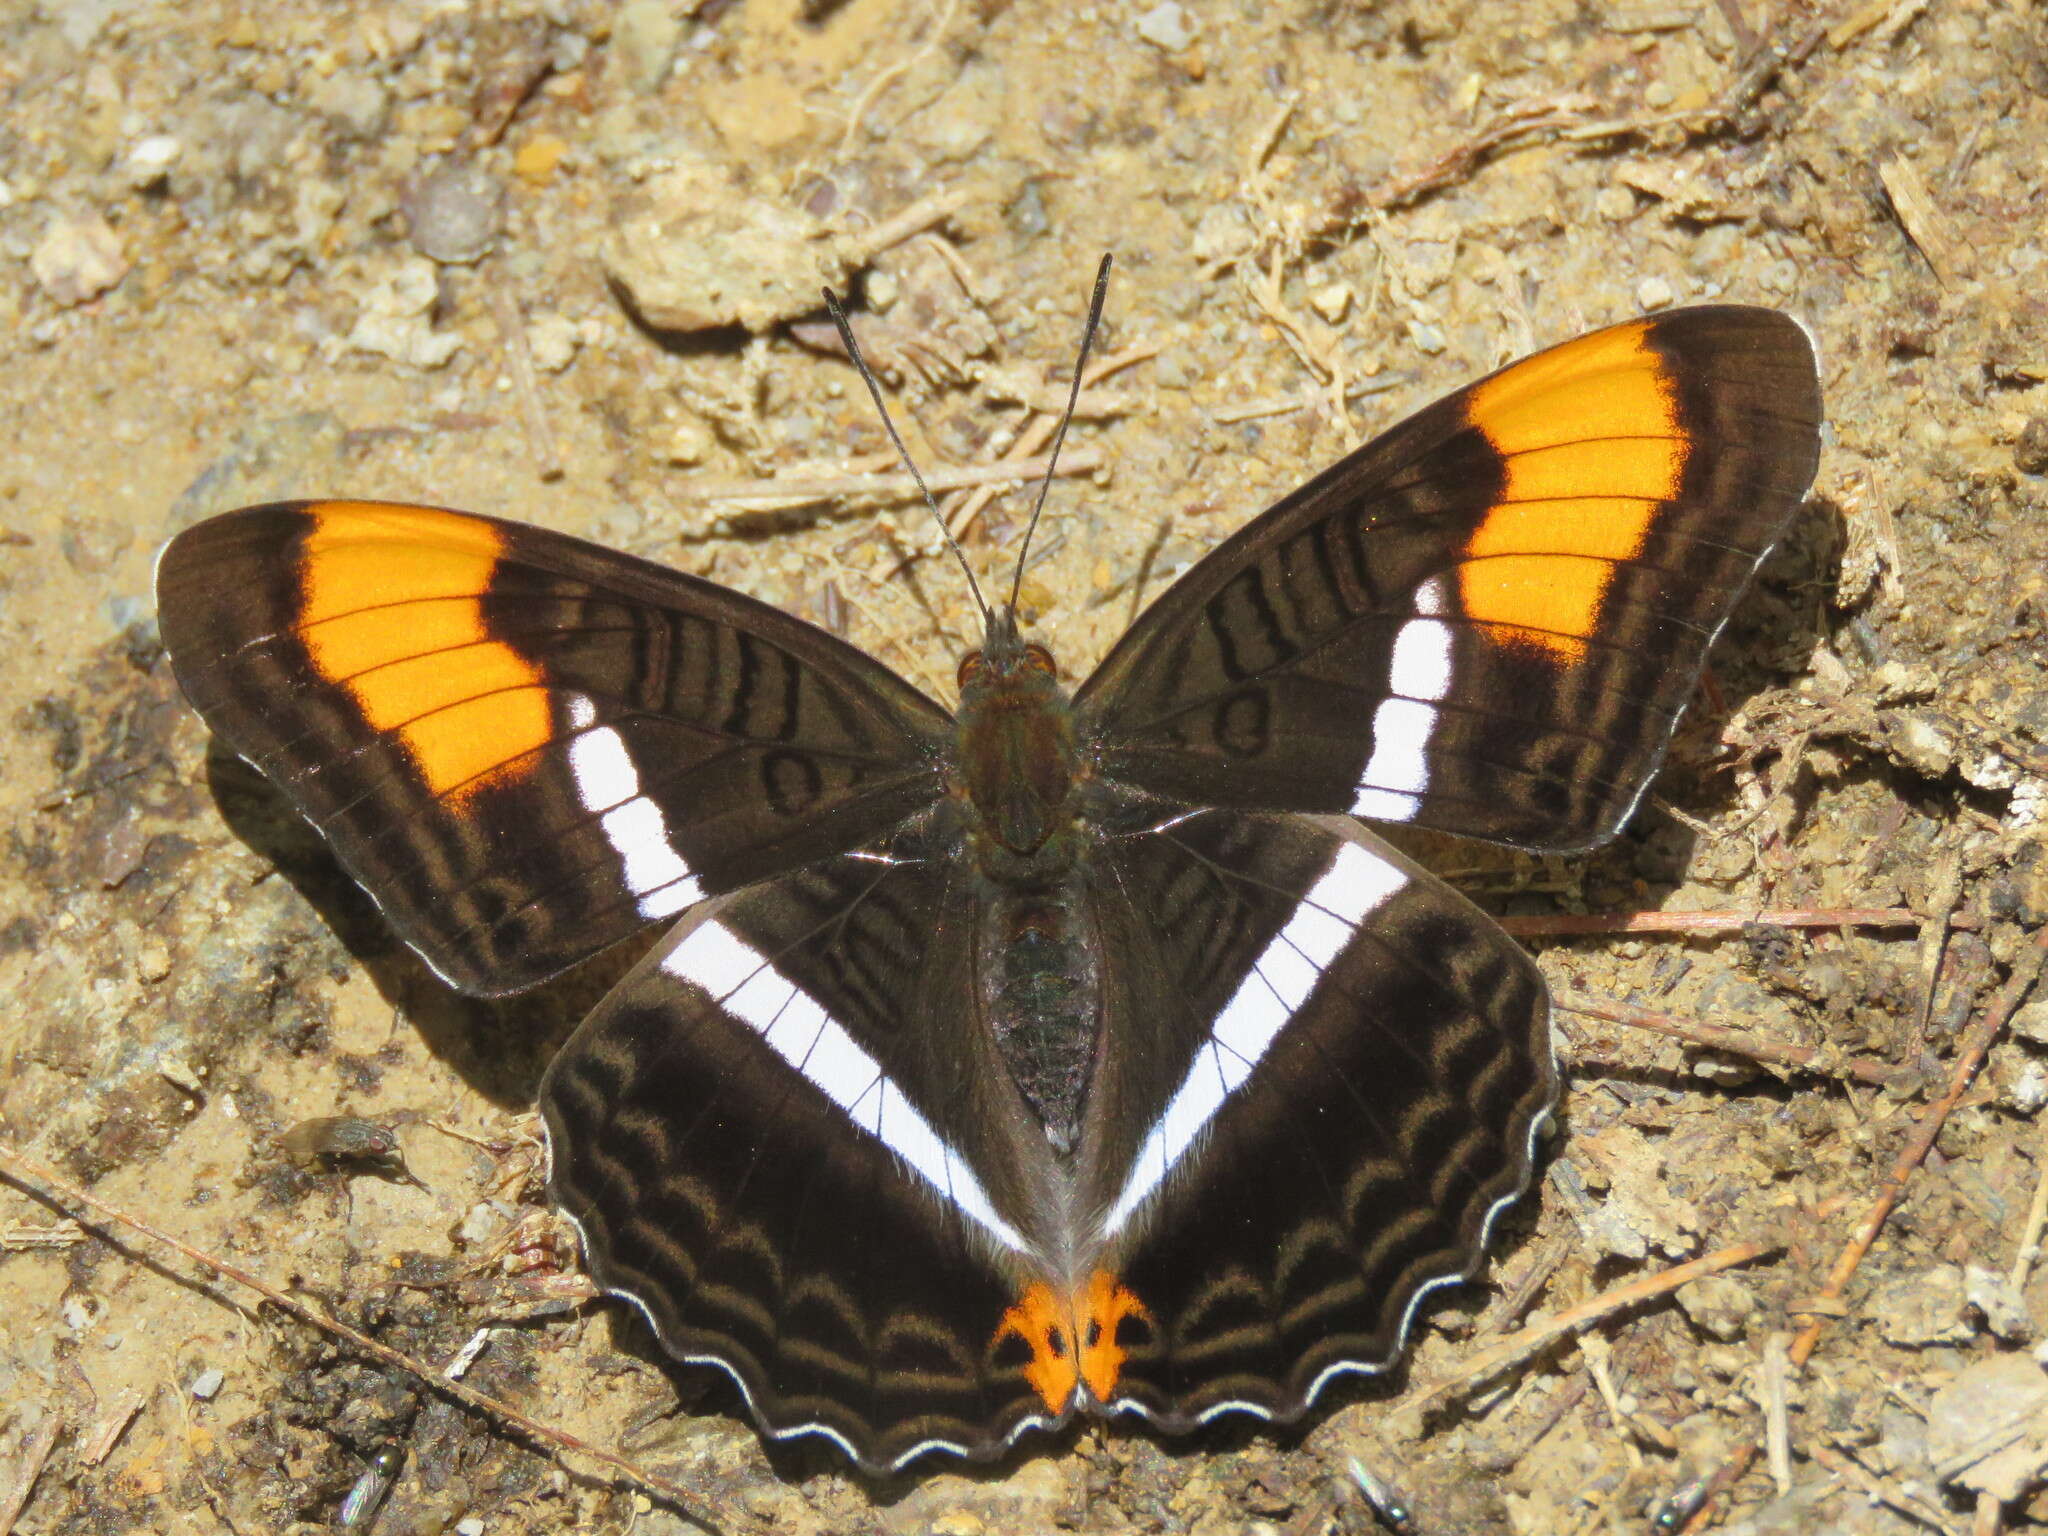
[1998, 1056, 2048, 1122]
[1135, 1, 1196, 50]
[454, 1520, 485, 1536]
[157, 1054, 204, 1094]
[1595, 183, 1637, 222]
[661, 418, 713, 466]
[190, 1368, 225, 1400]
[30, 211, 129, 306]
[123, 134, 180, 188]
[459, 1202, 508, 1246]
[308, 71, 389, 137]
[1965, 1265, 2033, 1341]
[1928, 1354, 2048, 1502]
[2015, 415, 2048, 475]
[1006, 180, 1049, 238]
[525, 313, 580, 373]
[1406, 318, 1446, 355]
[612, 0, 681, 93]
[136, 943, 172, 983]
[348, 258, 462, 368]
[405, 161, 503, 265]
[2011, 997, 2048, 1045]
[1635, 275, 1675, 310]
[513, 134, 566, 185]
[1309, 282, 1351, 323]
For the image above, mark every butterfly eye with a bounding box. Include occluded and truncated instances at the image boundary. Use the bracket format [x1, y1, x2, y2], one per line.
[1022, 644, 1057, 678]
[957, 652, 987, 687]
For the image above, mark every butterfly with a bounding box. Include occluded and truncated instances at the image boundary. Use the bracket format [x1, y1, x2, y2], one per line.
[155, 294, 1821, 1472]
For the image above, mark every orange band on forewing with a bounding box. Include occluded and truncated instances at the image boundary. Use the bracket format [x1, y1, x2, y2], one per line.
[1460, 321, 1687, 662]
[994, 1282, 1079, 1414]
[1076, 1270, 1151, 1404]
[297, 502, 551, 800]
[1489, 437, 1681, 505]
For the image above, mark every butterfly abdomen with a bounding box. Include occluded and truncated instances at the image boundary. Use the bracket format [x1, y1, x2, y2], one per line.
[980, 881, 1102, 1155]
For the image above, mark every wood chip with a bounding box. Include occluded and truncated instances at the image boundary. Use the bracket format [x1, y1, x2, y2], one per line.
[1880, 155, 1970, 284]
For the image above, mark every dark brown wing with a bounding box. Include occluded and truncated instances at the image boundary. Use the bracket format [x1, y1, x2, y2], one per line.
[156, 501, 951, 993]
[1073, 812, 1554, 1427]
[540, 820, 1075, 1471]
[1076, 307, 1822, 851]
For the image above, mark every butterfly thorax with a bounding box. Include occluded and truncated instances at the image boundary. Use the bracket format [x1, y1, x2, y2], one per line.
[953, 612, 1083, 867]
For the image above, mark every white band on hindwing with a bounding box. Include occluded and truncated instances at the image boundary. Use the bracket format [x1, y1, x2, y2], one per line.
[1100, 836, 1408, 1236]
[660, 915, 1030, 1255]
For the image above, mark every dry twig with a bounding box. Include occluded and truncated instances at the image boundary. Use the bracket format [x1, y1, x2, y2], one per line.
[680, 446, 1104, 511]
[0, 1140, 739, 1535]
[1684, 927, 2048, 1530]
[1791, 924, 2048, 1369]
[77, 1392, 145, 1469]
[2010, 1136, 2048, 1292]
[836, 0, 962, 155]
[1808, 1443, 1961, 1535]
[1762, 1333, 1794, 1494]
[1880, 154, 1971, 284]
[1499, 904, 1972, 939]
[943, 341, 1159, 544]
[1912, 848, 1967, 1053]
[0, 1415, 59, 1536]
[1401, 1240, 1777, 1418]
[1559, 992, 1921, 1089]
[488, 285, 563, 481]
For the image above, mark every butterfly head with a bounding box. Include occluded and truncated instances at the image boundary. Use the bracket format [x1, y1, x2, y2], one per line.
[954, 609, 1080, 859]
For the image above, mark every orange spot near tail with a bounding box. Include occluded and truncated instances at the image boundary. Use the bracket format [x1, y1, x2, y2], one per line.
[1078, 1270, 1152, 1404]
[994, 1272, 1153, 1413]
[994, 1282, 1079, 1415]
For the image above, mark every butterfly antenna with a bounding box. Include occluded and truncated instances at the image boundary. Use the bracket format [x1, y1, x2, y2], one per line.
[821, 286, 991, 633]
[1007, 252, 1113, 619]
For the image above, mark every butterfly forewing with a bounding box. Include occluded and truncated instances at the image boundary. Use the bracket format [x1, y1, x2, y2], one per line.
[156, 501, 951, 993]
[1077, 307, 1822, 852]
[1075, 813, 1553, 1426]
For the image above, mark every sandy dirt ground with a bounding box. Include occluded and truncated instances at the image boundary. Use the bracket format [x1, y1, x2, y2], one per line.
[2, 0, 2047, 1532]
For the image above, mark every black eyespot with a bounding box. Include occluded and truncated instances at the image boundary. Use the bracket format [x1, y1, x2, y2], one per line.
[761, 748, 826, 817]
[1215, 687, 1270, 757]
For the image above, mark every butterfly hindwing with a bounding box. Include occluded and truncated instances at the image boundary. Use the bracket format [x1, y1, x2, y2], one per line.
[539, 822, 1073, 1470]
[1077, 307, 1822, 851]
[1076, 812, 1554, 1427]
[542, 801, 1556, 1462]
[156, 501, 952, 994]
